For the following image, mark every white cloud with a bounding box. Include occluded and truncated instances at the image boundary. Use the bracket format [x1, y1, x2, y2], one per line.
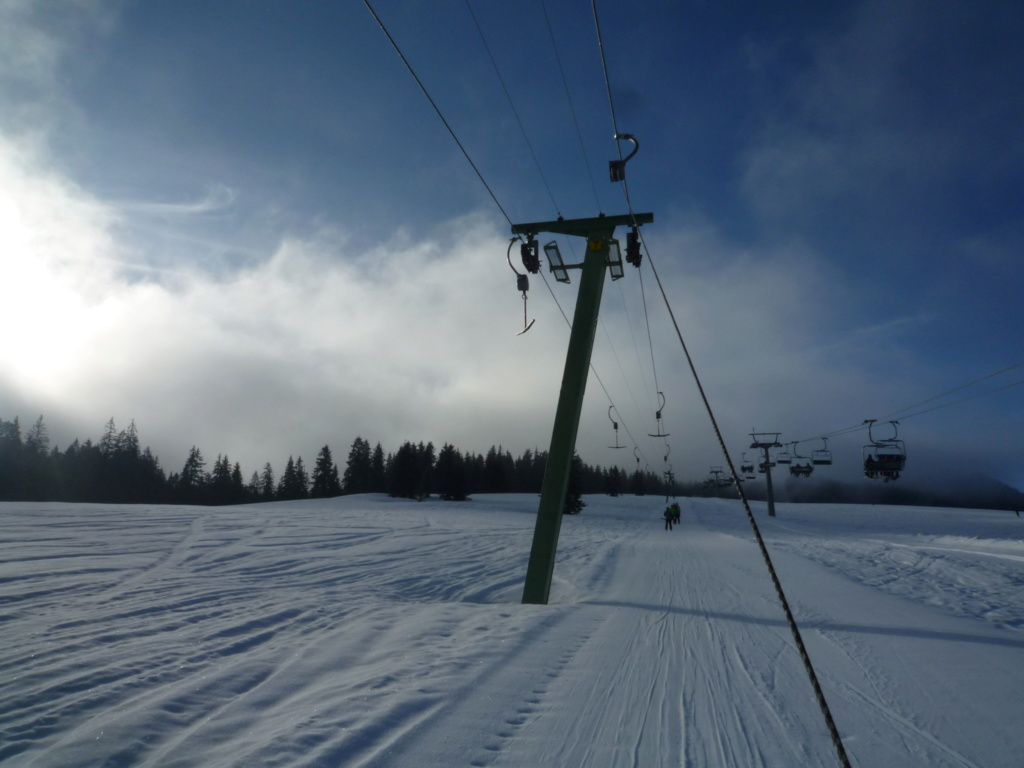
[0, 132, 573, 471]
[1, 118, 1016, 489]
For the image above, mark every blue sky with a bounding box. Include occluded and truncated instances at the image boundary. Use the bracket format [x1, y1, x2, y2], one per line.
[2, 0, 1022, 491]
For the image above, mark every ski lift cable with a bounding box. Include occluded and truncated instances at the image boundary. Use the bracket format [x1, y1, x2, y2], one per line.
[367, 1, 663, 474]
[540, 0, 603, 212]
[883, 360, 1024, 421]
[591, 4, 852, 765]
[464, 0, 561, 216]
[462, 4, 654, 458]
[623, 181, 853, 768]
[896, 378, 1024, 421]
[599, 313, 651, 440]
[590, 1, 669, 432]
[536, 269, 656, 469]
[591, 0, 622, 143]
[363, 0, 514, 227]
[792, 360, 1024, 445]
[467, 2, 659, 452]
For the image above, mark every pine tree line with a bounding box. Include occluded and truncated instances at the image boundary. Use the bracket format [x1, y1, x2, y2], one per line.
[0, 416, 669, 506]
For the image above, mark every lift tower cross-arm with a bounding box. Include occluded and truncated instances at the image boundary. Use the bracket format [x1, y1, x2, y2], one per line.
[515, 212, 653, 605]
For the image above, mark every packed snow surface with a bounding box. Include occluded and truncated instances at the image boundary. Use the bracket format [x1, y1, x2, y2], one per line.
[2, 494, 1022, 767]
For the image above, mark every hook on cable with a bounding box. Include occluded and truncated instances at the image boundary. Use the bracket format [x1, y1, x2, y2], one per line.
[607, 406, 625, 449]
[609, 133, 639, 182]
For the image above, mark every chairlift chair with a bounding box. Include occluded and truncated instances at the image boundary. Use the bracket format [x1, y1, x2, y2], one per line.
[812, 438, 833, 466]
[789, 444, 813, 477]
[740, 452, 755, 480]
[776, 444, 793, 465]
[863, 419, 907, 482]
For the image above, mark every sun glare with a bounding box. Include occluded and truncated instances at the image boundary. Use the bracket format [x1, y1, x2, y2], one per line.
[0, 195, 95, 391]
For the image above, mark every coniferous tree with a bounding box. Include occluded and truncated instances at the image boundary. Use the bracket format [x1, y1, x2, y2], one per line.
[370, 442, 387, 492]
[136, 447, 167, 503]
[210, 454, 233, 505]
[604, 466, 623, 497]
[99, 418, 119, 458]
[564, 452, 586, 514]
[230, 462, 245, 503]
[343, 437, 372, 494]
[389, 442, 420, 499]
[24, 415, 49, 455]
[118, 420, 140, 459]
[278, 456, 299, 500]
[435, 443, 468, 501]
[247, 471, 262, 499]
[417, 441, 435, 498]
[294, 457, 309, 498]
[260, 463, 276, 500]
[631, 468, 647, 496]
[310, 445, 342, 498]
[21, 415, 54, 500]
[0, 417, 24, 498]
[482, 445, 507, 492]
[178, 446, 207, 503]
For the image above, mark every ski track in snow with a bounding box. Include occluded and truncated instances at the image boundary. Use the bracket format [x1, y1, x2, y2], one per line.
[1, 495, 1022, 767]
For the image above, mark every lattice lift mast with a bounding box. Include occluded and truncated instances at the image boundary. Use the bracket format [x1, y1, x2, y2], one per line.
[514, 212, 653, 605]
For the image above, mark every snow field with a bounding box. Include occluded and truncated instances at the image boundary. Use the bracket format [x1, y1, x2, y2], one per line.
[1, 494, 1022, 767]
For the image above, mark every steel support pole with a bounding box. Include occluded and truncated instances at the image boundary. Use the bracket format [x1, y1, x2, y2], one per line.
[762, 446, 777, 517]
[522, 245, 608, 604]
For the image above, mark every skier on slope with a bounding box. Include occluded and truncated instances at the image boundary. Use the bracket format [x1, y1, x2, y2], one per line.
[664, 506, 674, 531]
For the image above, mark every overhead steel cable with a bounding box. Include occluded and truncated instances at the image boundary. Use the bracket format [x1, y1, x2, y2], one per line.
[792, 359, 1024, 446]
[590, 0, 667, 439]
[591, 4, 852, 766]
[637, 267, 665, 423]
[464, 0, 562, 216]
[633, 191, 853, 768]
[898, 378, 1024, 420]
[363, 0, 514, 227]
[464, 2, 655, 470]
[591, 0, 621, 140]
[367, 0, 657, 474]
[536, 269, 656, 470]
[884, 359, 1024, 421]
[542, 0, 603, 212]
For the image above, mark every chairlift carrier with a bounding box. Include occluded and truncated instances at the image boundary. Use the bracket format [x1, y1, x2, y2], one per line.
[862, 419, 906, 481]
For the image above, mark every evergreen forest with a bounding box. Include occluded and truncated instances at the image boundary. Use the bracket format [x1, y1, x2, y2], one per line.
[0, 416, 665, 506]
[3, 416, 1020, 511]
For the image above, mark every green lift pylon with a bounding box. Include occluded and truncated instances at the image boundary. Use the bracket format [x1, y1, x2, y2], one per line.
[514, 213, 653, 605]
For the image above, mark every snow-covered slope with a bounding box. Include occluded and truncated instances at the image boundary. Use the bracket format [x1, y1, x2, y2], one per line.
[2, 495, 1022, 767]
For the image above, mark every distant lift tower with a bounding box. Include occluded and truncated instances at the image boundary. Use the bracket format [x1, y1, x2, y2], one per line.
[515, 212, 653, 605]
[750, 431, 783, 517]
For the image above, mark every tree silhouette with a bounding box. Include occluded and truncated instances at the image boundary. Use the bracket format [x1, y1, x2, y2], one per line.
[311, 445, 342, 498]
[277, 456, 309, 500]
[343, 437, 372, 494]
[564, 452, 586, 515]
[178, 446, 207, 503]
[260, 463, 276, 500]
[435, 443, 468, 501]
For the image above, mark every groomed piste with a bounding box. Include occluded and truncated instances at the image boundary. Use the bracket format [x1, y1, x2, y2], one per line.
[2, 494, 1022, 767]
